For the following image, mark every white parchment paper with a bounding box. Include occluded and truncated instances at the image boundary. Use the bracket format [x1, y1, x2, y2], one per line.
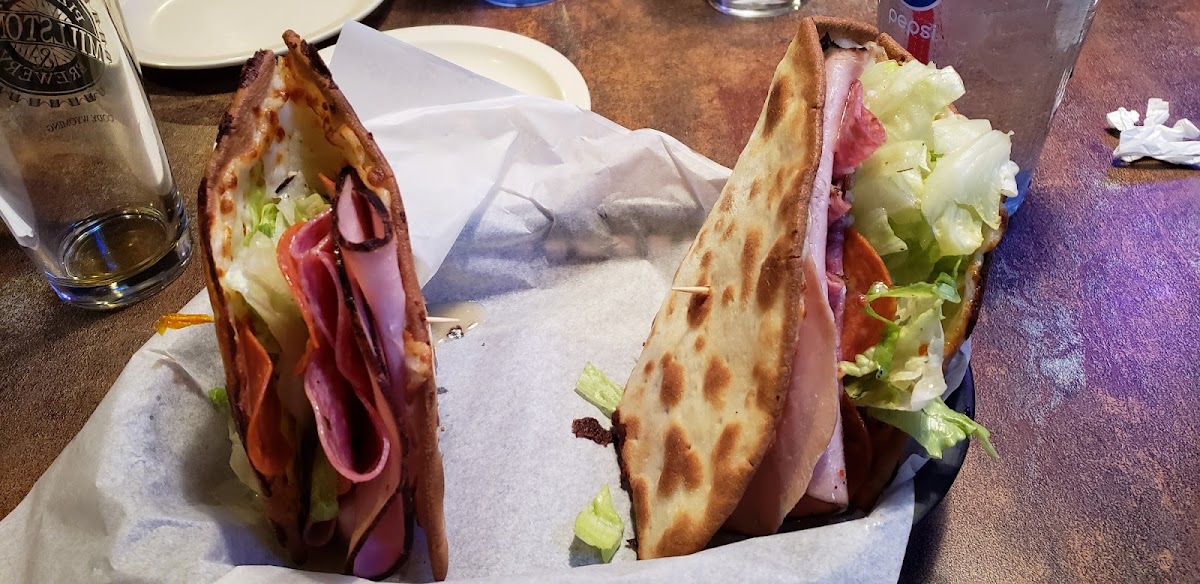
[0, 22, 914, 583]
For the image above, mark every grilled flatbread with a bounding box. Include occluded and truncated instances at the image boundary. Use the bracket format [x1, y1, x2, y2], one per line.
[612, 21, 830, 559]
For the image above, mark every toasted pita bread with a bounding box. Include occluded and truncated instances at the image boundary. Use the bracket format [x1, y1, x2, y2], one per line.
[197, 32, 447, 580]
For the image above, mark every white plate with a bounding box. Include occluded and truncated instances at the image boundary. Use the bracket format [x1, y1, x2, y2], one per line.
[120, 0, 385, 69]
[319, 25, 591, 110]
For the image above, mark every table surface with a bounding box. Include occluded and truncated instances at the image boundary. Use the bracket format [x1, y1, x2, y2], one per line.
[2, 0, 1197, 581]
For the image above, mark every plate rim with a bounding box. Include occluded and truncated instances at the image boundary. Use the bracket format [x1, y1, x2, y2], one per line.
[320, 24, 592, 110]
[124, 0, 386, 70]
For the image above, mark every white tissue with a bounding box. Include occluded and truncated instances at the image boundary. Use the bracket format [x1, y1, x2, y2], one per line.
[1144, 98, 1170, 127]
[1108, 98, 1200, 167]
[1172, 118, 1200, 139]
[1106, 107, 1139, 131]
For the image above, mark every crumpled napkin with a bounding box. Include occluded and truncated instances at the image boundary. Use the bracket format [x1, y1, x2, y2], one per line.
[1108, 98, 1200, 166]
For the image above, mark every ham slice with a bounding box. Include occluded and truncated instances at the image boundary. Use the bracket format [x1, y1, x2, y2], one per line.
[797, 58, 889, 515]
[726, 254, 840, 535]
[332, 170, 415, 579]
[797, 212, 852, 514]
[277, 193, 411, 578]
[335, 175, 409, 417]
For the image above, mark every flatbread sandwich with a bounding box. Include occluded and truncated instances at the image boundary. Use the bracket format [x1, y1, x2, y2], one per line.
[614, 16, 1011, 558]
[197, 31, 448, 580]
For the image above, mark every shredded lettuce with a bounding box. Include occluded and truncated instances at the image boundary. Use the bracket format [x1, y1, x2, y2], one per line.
[575, 363, 624, 418]
[207, 386, 228, 410]
[842, 276, 959, 411]
[573, 485, 624, 562]
[309, 451, 339, 522]
[276, 194, 329, 234]
[854, 61, 1018, 278]
[844, 301, 944, 411]
[860, 60, 964, 143]
[842, 275, 997, 455]
[840, 57, 1014, 456]
[840, 346, 883, 378]
[867, 272, 961, 304]
[225, 188, 329, 354]
[242, 186, 274, 241]
[867, 398, 999, 460]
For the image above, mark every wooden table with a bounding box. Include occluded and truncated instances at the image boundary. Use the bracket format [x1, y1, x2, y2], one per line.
[2, 0, 1196, 581]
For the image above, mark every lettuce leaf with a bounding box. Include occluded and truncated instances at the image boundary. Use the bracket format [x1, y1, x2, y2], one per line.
[922, 127, 1017, 254]
[575, 363, 624, 418]
[206, 385, 261, 495]
[867, 398, 998, 460]
[224, 231, 306, 349]
[887, 297, 947, 409]
[207, 386, 227, 410]
[573, 485, 624, 562]
[861, 60, 964, 143]
[931, 116, 993, 155]
[855, 207, 908, 256]
[851, 140, 928, 218]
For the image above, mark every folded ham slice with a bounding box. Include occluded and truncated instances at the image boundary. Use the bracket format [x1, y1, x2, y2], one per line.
[796, 77, 886, 515]
[333, 169, 417, 579]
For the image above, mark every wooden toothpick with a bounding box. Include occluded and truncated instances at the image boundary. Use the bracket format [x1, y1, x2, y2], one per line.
[426, 316, 461, 324]
[671, 286, 711, 294]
